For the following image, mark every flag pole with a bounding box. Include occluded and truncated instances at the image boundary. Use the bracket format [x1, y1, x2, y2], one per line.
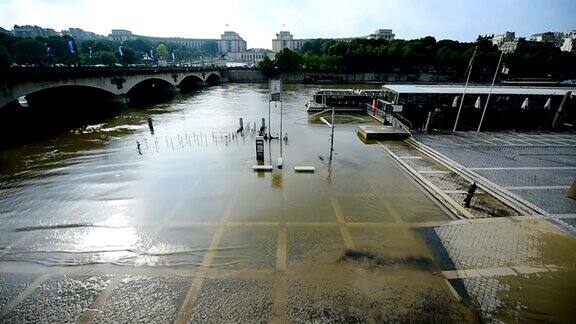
[453, 45, 477, 132]
[477, 50, 503, 132]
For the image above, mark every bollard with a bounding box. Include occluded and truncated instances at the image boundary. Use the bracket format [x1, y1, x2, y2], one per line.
[568, 178, 576, 201]
[463, 182, 477, 208]
[255, 136, 264, 161]
[147, 117, 154, 135]
[259, 118, 266, 136]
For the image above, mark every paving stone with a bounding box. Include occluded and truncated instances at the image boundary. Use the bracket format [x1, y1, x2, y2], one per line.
[189, 278, 273, 323]
[93, 275, 191, 324]
[0, 275, 110, 324]
[477, 267, 516, 277]
[0, 273, 37, 311]
[212, 226, 277, 269]
[287, 227, 345, 267]
[415, 132, 576, 216]
[460, 276, 510, 321]
[434, 220, 542, 270]
[511, 265, 548, 275]
[287, 278, 367, 323]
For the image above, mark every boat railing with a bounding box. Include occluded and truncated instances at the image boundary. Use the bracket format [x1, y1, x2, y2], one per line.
[365, 103, 412, 134]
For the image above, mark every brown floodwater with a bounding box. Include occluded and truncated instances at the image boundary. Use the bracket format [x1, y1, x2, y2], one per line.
[0, 83, 476, 322]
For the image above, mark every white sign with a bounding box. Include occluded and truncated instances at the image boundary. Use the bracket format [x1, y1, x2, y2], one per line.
[270, 80, 282, 102]
[392, 104, 403, 112]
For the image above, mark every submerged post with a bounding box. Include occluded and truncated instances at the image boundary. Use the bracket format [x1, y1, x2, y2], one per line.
[255, 136, 264, 161]
[147, 117, 154, 135]
[329, 106, 335, 163]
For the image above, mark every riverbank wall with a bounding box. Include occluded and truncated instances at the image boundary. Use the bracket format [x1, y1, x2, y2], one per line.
[222, 68, 459, 84]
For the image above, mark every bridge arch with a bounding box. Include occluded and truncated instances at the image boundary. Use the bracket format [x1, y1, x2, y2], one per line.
[0, 81, 119, 109]
[205, 72, 222, 86]
[124, 76, 176, 94]
[125, 77, 176, 103]
[179, 74, 205, 92]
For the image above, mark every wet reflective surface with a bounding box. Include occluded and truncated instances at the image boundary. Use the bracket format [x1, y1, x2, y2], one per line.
[1, 84, 574, 322]
[0, 84, 448, 268]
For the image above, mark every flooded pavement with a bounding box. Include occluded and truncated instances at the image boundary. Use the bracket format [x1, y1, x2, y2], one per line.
[0, 84, 574, 322]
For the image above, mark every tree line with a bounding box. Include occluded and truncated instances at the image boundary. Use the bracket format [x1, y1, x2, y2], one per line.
[259, 36, 576, 80]
[0, 33, 219, 66]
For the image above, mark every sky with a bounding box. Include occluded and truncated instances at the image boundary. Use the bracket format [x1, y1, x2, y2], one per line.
[0, 0, 575, 49]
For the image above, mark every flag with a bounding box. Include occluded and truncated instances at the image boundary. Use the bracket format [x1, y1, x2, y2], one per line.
[452, 96, 459, 108]
[89, 46, 92, 59]
[46, 46, 51, 56]
[474, 96, 481, 109]
[171, 52, 176, 61]
[67, 39, 77, 54]
[521, 98, 529, 109]
[544, 98, 551, 109]
[118, 46, 124, 57]
[149, 49, 154, 59]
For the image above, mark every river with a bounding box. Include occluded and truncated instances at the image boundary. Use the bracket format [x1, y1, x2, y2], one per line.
[0, 83, 476, 322]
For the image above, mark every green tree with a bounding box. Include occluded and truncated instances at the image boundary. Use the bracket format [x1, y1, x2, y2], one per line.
[92, 51, 117, 65]
[156, 43, 169, 59]
[258, 56, 277, 77]
[0, 44, 11, 66]
[116, 46, 138, 64]
[274, 49, 303, 71]
[13, 38, 45, 64]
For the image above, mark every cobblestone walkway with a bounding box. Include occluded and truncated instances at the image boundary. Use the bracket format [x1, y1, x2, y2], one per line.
[415, 131, 576, 219]
[382, 142, 520, 219]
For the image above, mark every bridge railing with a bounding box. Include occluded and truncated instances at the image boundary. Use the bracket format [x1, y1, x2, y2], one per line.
[0, 66, 227, 82]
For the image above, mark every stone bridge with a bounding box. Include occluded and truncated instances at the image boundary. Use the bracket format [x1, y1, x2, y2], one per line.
[0, 67, 225, 108]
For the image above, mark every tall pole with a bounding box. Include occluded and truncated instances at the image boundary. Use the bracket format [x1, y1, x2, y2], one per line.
[280, 101, 283, 157]
[477, 51, 503, 132]
[329, 106, 335, 163]
[552, 91, 572, 129]
[453, 46, 477, 132]
[268, 101, 271, 138]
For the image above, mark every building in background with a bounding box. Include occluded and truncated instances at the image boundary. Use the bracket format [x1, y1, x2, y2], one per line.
[491, 30, 576, 53]
[218, 31, 247, 53]
[272, 31, 308, 52]
[272, 28, 395, 53]
[561, 37, 576, 53]
[108, 29, 137, 42]
[367, 29, 395, 40]
[62, 28, 104, 41]
[12, 25, 59, 38]
[491, 31, 516, 48]
[108, 29, 246, 54]
[224, 48, 274, 64]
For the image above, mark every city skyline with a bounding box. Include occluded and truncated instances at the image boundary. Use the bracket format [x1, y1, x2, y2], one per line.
[1, 0, 575, 49]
